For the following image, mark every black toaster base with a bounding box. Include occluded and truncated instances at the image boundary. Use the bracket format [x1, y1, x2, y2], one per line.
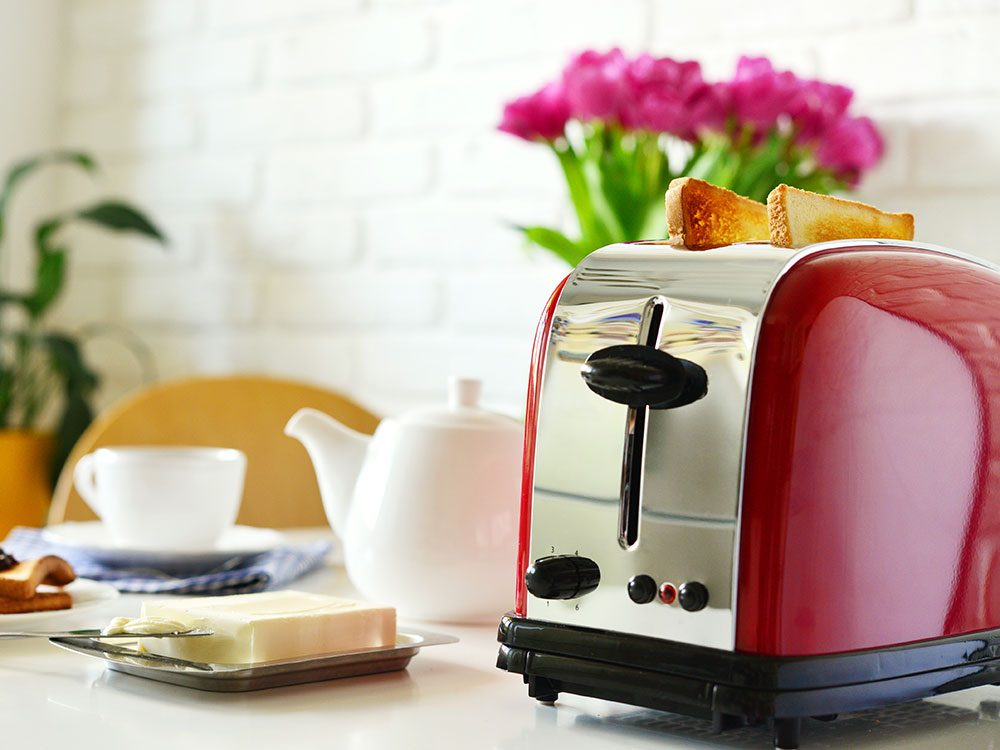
[497, 614, 1000, 748]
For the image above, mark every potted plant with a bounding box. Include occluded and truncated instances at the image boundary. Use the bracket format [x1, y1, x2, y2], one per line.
[499, 51, 885, 265]
[0, 151, 165, 535]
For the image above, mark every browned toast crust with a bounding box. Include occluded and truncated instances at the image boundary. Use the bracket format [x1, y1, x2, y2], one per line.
[767, 184, 915, 248]
[767, 185, 793, 248]
[665, 178, 769, 249]
[0, 555, 77, 600]
[0, 591, 73, 614]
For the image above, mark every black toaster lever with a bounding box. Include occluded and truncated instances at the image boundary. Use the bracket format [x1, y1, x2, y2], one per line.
[580, 344, 707, 409]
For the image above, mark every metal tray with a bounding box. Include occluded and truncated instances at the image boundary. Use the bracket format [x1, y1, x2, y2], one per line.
[50, 629, 457, 692]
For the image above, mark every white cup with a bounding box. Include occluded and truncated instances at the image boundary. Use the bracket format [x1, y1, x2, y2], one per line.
[73, 446, 247, 550]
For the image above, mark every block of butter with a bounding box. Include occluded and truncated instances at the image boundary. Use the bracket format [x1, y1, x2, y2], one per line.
[139, 590, 396, 665]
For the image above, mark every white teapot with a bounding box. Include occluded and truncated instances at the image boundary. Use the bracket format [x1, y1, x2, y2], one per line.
[285, 378, 522, 623]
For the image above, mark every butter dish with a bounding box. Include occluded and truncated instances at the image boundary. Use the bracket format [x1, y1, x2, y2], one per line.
[49, 629, 457, 692]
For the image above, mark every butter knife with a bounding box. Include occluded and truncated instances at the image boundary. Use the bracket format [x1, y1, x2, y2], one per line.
[0, 628, 213, 640]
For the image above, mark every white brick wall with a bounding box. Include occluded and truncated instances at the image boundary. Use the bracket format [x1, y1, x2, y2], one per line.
[204, 87, 365, 146]
[262, 270, 440, 328]
[269, 15, 432, 80]
[40, 0, 1000, 418]
[266, 142, 433, 202]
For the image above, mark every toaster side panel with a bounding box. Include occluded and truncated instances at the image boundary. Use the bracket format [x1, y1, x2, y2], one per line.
[737, 246, 1000, 656]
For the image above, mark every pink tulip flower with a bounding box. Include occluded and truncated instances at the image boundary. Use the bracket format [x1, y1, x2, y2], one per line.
[726, 56, 802, 133]
[789, 80, 854, 143]
[816, 116, 885, 183]
[625, 54, 725, 138]
[562, 48, 631, 122]
[498, 82, 571, 142]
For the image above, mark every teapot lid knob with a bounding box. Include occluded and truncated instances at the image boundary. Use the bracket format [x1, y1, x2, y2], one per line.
[448, 376, 481, 410]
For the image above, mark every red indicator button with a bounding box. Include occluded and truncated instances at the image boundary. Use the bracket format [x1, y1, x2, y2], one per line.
[658, 582, 677, 605]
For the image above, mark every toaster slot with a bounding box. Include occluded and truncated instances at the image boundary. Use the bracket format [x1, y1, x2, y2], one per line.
[619, 298, 665, 549]
[620, 405, 646, 548]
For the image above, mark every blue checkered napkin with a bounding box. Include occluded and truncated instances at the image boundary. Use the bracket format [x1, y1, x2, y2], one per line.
[1, 526, 332, 596]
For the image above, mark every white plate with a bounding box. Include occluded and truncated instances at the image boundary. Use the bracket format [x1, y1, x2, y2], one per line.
[41, 522, 286, 572]
[0, 579, 119, 627]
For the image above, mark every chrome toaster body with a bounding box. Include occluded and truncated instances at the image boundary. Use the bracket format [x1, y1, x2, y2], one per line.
[528, 241, 795, 650]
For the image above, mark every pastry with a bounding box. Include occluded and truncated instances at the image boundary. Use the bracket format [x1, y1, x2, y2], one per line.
[0, 553, 76, 600]
[0, 591, 73, 614]
[0, 549, 76, 614]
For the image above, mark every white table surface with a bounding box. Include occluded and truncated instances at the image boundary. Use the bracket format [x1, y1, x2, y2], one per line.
[4, 529, 1000, 749]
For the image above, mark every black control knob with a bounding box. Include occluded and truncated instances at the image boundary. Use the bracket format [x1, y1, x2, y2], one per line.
[627, 574, 657, 604]
[581, 344, 708, 410]
[525, 555, 601, 600]
[678, 581, 709, 612]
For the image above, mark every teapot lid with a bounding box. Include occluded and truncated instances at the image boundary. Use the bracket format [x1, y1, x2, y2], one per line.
[396, 377, 520, 432]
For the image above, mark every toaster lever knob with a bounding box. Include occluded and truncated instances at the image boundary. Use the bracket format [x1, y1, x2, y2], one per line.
[524, 555, 601, 600]
[581, 344, 707, 409]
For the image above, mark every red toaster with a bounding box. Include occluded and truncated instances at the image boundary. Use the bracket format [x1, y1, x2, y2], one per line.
[497, 239, 1000, 748]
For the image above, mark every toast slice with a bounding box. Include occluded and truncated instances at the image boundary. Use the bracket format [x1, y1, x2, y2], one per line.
[768, 184, 914, 248]
[0, 555, 76, 600]
[0, 591, 73, 614]
[665, 177, 769, 249]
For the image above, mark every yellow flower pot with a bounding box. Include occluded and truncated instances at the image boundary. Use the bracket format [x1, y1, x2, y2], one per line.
[0, 430, 54, 538]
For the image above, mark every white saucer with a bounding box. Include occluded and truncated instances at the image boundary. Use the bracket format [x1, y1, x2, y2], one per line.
[42, 522, 286, 571]
[0, 579, 119, 627]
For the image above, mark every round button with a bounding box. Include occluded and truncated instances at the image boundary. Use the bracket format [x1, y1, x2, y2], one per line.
[678, 581, 709, 612]
[658, 582, 677, 605]
[627, 574, 657, 604]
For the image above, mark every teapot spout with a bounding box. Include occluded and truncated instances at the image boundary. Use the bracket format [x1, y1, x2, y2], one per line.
[285, 407, 370, 539]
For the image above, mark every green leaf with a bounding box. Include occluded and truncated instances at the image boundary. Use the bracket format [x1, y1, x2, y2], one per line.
[637, 199, 668, 241]
[731, 131, 786, 201]
[42, 333, 98, 393]
[0, 364, 12, 427]
[577, 127, 627, 242]
[554, 145, 616, 251]
[519, 225, 586, 266]
[2, 153, 96, 203]
[25, 248, 66, 319]
[35, 217, 63, 249]
[784, 168, 844, 195]
[39, 333, 99, 484]
[0, 151, 96, 244]
[0, 290, 27, 308]
[22, 217, 67, 319]
[75, 200, 167, 243]
[21, 200, 165, 320]
[684, 145, 729, 184]
[594, 135, 646, 238]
